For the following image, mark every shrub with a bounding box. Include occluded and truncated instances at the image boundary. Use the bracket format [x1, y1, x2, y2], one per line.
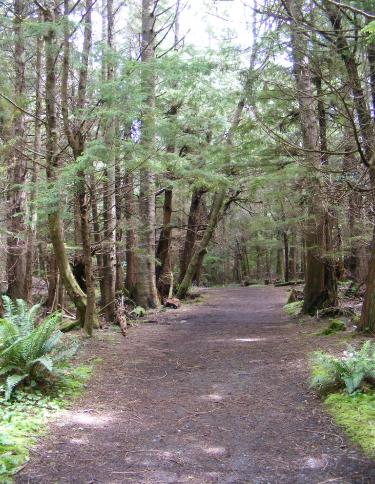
[311, 341, 375, 395]
[0, 296, 78, 400]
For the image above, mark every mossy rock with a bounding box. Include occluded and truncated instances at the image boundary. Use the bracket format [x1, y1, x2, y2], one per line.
[319, 318, 346, 336]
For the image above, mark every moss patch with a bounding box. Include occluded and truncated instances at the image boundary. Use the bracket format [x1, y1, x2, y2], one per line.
[0, 364, 93, 481]
[283, 300, 303, 316]
[325, 391, 375, 457]
[318, 319, 346, 336]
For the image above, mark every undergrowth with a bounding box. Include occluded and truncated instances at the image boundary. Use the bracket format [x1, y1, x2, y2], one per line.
[0, 364, 93, 481]
[311, 341, 375, 394]
[311, 341, 375, 458]
[318, 318, 346, 336]
[283, 300, 303, 316]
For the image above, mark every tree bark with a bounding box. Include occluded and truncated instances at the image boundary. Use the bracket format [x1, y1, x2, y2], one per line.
[178, 188, 205, 284]
[42, 2, 87, 325]
[61, 0, 97, 334]
[156, 188, 173, 297]
[124, 173, 138, 298]
[101, 0, 117, 321]
[135, 0, 160, 308]
[286, 0, 337, 314]
[323, 1, 375, 330]
[177, 190, 226, 298]
[25, 33, 42, 304]
[7, 0, 27, 300]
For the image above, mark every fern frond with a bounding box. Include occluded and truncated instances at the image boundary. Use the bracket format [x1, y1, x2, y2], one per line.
[2, 296, 16, 323]
[4, 374, 28, 400]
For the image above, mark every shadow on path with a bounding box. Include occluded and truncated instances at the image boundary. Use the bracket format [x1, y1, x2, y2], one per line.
[17, 287, 375, 483]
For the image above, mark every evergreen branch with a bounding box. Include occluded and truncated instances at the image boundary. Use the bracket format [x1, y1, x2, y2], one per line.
[324, 0, 375, 20]
[0, 92, 46, 125]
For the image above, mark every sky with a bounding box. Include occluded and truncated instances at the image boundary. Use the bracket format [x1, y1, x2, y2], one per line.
[180, 0, 253, 49]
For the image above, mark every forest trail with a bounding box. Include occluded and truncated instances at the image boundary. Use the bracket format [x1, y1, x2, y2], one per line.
[17, 287, 375, 483]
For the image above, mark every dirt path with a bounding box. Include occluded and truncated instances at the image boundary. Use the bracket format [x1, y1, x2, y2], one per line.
[18, 287, 375, 483]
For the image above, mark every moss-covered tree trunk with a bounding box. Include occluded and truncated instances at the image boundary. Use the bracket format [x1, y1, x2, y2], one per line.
[43, 4, 87, 326]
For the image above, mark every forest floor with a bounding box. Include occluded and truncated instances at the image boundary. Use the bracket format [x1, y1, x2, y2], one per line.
[17, 287, 375, 483]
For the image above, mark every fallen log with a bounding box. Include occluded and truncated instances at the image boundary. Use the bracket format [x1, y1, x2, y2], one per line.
[274, 280, 304, 287]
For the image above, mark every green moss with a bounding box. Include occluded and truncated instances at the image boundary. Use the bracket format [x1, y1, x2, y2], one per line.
[318, 318, 346, 336]
[325, 391, 375, 456]
[283, 300, 303, 316]
[0, 364, 93, 480]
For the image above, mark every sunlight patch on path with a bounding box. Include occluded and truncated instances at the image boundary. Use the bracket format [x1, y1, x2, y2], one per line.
[208, 337, 268, 344]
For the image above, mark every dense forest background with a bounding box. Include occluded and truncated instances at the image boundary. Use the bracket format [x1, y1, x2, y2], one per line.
[1, 0, 375, 335]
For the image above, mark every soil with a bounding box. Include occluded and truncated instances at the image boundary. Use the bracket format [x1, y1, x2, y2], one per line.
[17, 287, 375, 483]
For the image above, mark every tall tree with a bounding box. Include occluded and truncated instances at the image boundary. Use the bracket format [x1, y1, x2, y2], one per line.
[135, 0, 159, 308]
[7, 0, 27, 300]
[283, 0, 337, 314]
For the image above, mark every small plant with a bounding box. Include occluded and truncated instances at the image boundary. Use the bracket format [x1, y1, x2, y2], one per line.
[0, 296, 78, 400]
[319, 318, 346, 336]
[130, 306, 146, 317]
[283, 300, 303, 316]
[0, 363, 93, 479]
[311, 341, 375, 395]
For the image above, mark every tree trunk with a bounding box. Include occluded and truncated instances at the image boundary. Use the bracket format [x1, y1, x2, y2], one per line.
[177, 190, 226, 298]
[156, 188, 173, 297]
[101, 0, 117, 321]
[323, 2, 375, 330]
[288, 233, 297, 281]
[61, 0, 97, 334]
[135, 0, 159, 308]
[124, 173, 138, 298]
[286, 0, 337, 314]
[283, 231, 289, 283]
[179, 188, 205, 284]
[90, 174, 105, 304]
[115, 164, 124, 293]
[43, 4, 87, 325]
[7, 0, 27, 300]
[276, 246, 284, 280]
[25, 33, 42, 304]
[46, 253, 58, 310]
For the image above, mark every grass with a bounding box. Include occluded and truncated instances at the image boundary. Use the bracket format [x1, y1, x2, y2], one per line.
[0, 364, 93, 482]
[325, 391, 375, 457]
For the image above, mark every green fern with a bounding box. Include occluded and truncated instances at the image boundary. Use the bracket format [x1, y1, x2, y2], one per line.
[311, 341, 375, 395]
[0, 297, 78, 400]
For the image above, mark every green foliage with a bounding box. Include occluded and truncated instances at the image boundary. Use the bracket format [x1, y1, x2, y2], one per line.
[325, 391, 375, 457]
[283, 300, 303, 316]
[362, 20, 375, 42]
[130, 306, 146, 317]
[311, 341, 375, 395]
[319, 318, 346, 336]
[0, 296, 78, 400]
[0, 364, 92, 479]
